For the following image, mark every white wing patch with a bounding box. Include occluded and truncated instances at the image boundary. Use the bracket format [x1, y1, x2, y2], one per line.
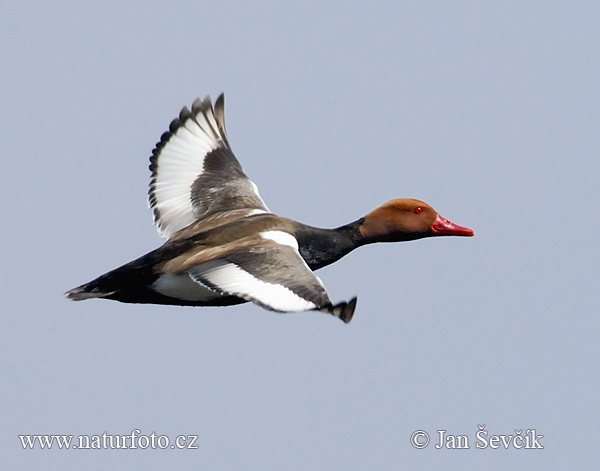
[150, 104, 225, 239]
[149, 95, 270, 240]
[190, 260, 318, 312]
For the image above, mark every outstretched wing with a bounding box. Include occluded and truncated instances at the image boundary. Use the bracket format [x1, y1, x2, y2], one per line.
[148, 94, 269, 240]
[187, 231, 356, 322]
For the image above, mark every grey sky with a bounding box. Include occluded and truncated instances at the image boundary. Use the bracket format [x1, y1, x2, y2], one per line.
[2, 1, 599, 469]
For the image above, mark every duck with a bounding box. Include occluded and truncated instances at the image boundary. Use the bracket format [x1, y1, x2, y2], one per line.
[66, 94, 474, 323]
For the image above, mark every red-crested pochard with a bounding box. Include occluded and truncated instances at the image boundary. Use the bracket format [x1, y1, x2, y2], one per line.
[66, 94, 473, 323]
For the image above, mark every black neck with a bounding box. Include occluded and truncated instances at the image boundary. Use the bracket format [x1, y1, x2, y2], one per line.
[295, 219, 365, 270]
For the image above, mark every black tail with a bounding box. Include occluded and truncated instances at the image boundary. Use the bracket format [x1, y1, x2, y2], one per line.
[65, 265, 246, 308]
[65, 264, 156, 302]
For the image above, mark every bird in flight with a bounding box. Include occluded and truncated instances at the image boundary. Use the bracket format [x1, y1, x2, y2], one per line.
[66, 94, 473, 323]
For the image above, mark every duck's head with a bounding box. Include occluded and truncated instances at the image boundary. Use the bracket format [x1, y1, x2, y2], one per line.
[359, 199, 474, 243]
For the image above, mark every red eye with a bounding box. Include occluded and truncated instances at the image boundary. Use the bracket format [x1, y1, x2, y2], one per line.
[414, 207, 423, 214]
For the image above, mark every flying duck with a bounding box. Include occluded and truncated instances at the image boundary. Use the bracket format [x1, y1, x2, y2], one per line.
[66, 94, 474, 323]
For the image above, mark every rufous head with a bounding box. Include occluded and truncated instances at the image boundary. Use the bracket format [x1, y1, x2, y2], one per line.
[358, 199, 474, 243]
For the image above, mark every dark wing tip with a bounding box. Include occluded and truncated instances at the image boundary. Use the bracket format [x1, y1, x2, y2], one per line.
[187, 93, 229, 148]
[213, 93, 229, 148]
[214, 93, 225, 118]
[320, 296, 358, 323]
[190, 95, 212, 115]
[178, 105, 193, 122]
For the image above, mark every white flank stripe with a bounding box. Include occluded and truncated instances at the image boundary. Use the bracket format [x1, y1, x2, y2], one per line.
[259, 230, 298, 249]
[151, 274, 224, 302]
[197, 260, 317, 312]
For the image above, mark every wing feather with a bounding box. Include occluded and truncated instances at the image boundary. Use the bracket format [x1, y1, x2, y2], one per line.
[187, 233, 331, 312]
[148, 94, 269, 239]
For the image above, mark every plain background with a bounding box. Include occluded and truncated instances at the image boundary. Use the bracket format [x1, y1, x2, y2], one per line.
[2, 1, 598, 469]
